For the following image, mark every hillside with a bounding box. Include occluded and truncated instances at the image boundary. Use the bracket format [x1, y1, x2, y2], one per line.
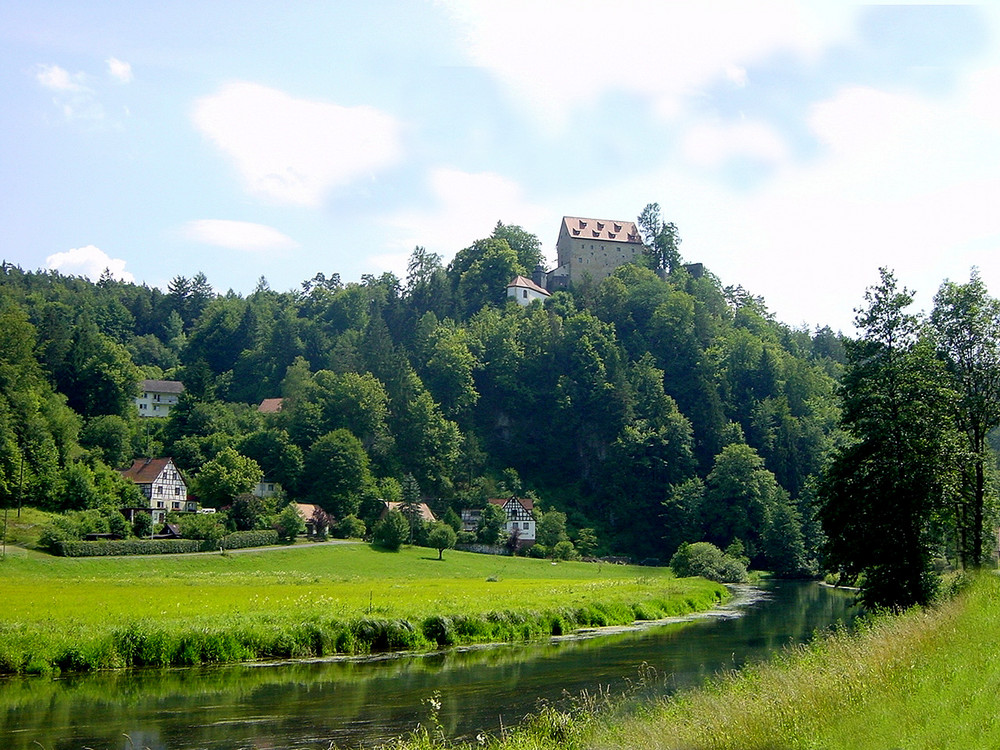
[0, 219, 846, 568]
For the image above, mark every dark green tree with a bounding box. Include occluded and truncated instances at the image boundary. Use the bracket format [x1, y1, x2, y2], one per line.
[930, 270, 1000, 567]
[820, 269, 959, 608]
[373, 509, 408, 551]
[301, 429, 373, 518]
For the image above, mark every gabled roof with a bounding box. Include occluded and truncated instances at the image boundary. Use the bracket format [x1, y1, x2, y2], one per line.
[488, 496, 534, 512]
[140, 379, 184, 394]
[258, 397, 284, 413]
[383, 501, 438, 523]
[560, 216, 642, 244]
[295, 502, 323, 519]
[121, 457, 177, 484]
[506, 275, 551, 296]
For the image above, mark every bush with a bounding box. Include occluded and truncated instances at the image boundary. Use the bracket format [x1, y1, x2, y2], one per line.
[335, 514, 366, 539]
[528, 543, 548, 559]
[669, 541, 749, 583]
[551, 540, 577, 561]
[372, 510, 408, 551]
[275, 504, 306, 542]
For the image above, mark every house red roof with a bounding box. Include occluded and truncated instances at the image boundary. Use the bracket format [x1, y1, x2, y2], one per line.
[561, 216, 642, 244]
[140, 379, 184, 394]
[506, 275, 550, 296]
[121, 457, 174, 484]
[258, 398, 284, 413]
[488, 496, 534, 512]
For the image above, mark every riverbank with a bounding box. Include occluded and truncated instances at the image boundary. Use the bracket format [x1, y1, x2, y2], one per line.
[0, 543, 727, 675]
[389, 573, 998, 750]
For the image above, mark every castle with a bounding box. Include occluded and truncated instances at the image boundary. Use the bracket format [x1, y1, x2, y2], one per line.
[538, 216, 645, 290]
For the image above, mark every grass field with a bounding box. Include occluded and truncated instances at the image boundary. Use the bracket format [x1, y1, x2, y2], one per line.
[0, 542, 726, 675]
[393, 572, 1000, 750]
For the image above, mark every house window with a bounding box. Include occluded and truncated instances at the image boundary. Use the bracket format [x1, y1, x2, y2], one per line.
[523, 522, 529, 529]
[139, 403, 147, 410]
[172, 502, 180, 509]
[174, 487, 181, 495]
[155, 485, 162, 494]
[157, 501, 164, 508]
[523, 289, 528, 298]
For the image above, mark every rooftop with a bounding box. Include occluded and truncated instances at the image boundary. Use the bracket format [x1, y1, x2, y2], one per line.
[560, 216, 642, 244]
[140, 379, 184, 394]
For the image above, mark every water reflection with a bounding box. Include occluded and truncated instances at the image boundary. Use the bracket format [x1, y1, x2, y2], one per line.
[0, 581, 857, 750]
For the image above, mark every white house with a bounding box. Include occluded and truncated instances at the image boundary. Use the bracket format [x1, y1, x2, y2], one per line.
[488, 496, 536, 547]
[253, 480, 281, 498]
[506, 275, 551, 306]
[120, 457, 194, 524]
[135, 380, 184, 418]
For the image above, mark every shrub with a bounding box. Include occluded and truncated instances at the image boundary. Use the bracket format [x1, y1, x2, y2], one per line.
[528, 543, 548, 559]
[275, 504, 306, 542]
[335, 514, 366, 539]
[372, 510, 408, 551]
[669, 541, 749, 583]
[551, 540, 577, 560]
[219, 530, 278, 549]
[422, 615, 455, 646]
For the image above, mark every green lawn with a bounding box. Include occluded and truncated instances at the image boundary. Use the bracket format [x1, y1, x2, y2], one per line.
[0, 542, 726, 675]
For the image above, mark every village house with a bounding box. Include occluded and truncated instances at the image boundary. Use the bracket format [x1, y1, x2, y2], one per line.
[135, 379, 184, 418]
[254, 479, 282, 499]
[506, 275, 551, 306]
[462, 497, 536, 548]
[120, 457, 194, 524]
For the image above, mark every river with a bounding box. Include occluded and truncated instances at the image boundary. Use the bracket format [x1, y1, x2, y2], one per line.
[0, 581, 858, 750]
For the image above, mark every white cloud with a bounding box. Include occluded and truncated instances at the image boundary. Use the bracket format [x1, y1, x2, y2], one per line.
[106, 58, 133, 83]
[382, 168, 552, 270]
[441, 0, 856, 128]
[192, 82, 403, 206]
[654, 71, 1000, 332]
[34, 63, 105, 122]
[680, 118, 789, 169]
[182, 220, 299, 252]
[46, 246, 134, 282]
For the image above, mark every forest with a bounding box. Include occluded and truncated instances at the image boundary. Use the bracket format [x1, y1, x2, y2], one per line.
[1, 210, 996, 603]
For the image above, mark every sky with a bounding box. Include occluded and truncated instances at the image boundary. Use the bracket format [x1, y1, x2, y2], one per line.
[3, 1, 999, 333]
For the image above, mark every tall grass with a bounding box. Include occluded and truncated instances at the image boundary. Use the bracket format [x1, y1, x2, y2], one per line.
[0, 544, 726, 675]
[395, 573, 1000, 750]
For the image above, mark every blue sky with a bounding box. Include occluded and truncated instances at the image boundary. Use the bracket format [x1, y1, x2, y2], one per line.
[3, 1, 999, 332]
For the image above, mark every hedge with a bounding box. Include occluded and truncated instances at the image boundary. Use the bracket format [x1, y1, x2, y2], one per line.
[219, 530, 279, 550]
[59, 539, 203, 557]
[58, 530, 280, 557]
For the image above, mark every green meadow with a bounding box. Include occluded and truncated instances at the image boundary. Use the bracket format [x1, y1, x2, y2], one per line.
[0, 543, 726, 675]
[393, 573, 1000, 750]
